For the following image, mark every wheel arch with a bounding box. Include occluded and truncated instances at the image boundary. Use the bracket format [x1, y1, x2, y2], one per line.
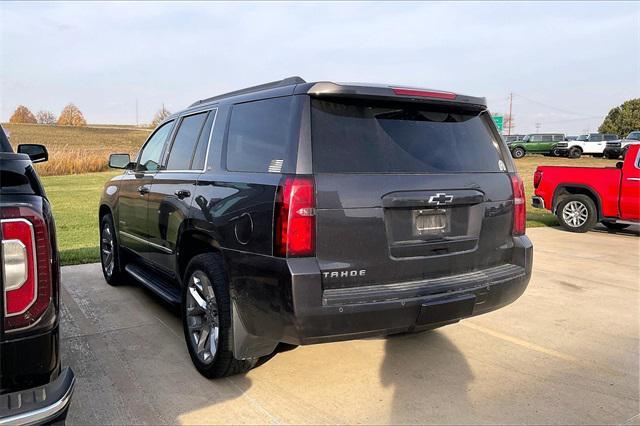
[552, 184, 602, 220]
[176, 229, 224, 284]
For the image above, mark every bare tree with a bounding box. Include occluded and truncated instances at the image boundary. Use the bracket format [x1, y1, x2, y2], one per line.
[57, 103, 87, 126]
[150, 104, 171, 127]
[36, 110, 57, 125]
[9, 105, 37, 124]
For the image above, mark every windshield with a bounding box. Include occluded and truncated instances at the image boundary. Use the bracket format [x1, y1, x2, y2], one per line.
[577, 135, 588, 141]
[311, 99, 507, 173]
[628, 132, 640, 141]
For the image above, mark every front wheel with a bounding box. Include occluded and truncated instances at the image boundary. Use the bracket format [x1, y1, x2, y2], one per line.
[568, 147, 582, 159]
[511, 147, 525, 159]
[182, 253, 257, 378]
[100, 214, 128, 285]
[556, 195, 597, 233]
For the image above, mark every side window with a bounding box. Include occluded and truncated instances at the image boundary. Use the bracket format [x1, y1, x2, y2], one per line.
[191, 110, 216, 170]
[591, 134, 603, 142]
[225, 97, 296, 173]
[137, 121, 174, 172]
[165, 112, 208, 170]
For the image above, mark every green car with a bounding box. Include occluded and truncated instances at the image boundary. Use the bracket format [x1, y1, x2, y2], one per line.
[509, 133, 565, 158]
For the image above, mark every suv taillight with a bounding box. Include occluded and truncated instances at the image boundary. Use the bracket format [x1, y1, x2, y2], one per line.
[510, 174, 526, 236]
[533, 170, 543, 189]
[275, 176, 315, 257]
[1, 206, 52, 331]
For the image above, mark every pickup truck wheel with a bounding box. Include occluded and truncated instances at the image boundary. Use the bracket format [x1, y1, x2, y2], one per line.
[512, 147, 525, 159]
[602, 221, 630, 231]
[100, 215, 128, 286]
[568, 147, 582, 159]
[182, 253, 257, 378]
[556, 195, 597, 233]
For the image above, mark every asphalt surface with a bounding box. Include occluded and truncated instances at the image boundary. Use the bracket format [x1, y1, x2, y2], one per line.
[60, 226, 640, 425]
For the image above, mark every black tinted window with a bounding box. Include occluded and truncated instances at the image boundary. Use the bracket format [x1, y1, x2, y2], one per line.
[166, 112, 208, 170]
[137, 121, 174, 172]
[590, 134, 603, 142]
[603, 134, 618, 141]
[311, 99, 506, 173]
[226, 97, 296, 173]
[191, 110, 216, 170]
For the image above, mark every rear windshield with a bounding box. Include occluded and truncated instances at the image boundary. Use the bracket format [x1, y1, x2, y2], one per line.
[311, 99, 506, 173]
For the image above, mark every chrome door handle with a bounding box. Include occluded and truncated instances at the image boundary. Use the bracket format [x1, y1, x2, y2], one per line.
[175, 189, 191, 199]
[137, 185, 149, 195]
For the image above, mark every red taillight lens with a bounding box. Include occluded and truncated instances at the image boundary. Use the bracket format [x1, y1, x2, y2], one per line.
[533, 170, 543, 189]
[1, 206, 52, 331]
[392, 87, 457, 100]
[510, 174, 526, 236]
[275, 176, 315, 257]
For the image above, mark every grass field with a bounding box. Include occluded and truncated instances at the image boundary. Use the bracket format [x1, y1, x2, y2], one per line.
[39, 152, 619, 265]
[4, 123, 149, 176]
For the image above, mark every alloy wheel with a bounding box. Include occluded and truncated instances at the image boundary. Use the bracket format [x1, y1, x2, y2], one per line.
[101, 226, 115, 277]
[562, 201, 588, 228]
[185, 271, 219, 364]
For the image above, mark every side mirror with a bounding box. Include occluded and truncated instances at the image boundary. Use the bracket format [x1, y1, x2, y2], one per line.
[109, 153, 132, 169]
[17, 144, 48, 163]
[616, 161, 623, 169]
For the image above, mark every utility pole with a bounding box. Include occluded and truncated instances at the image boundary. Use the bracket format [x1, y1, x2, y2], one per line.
[507, 92, 513, 136]
[135, 99, 139, 127]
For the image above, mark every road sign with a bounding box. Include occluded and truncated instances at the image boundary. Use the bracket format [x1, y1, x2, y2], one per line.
[492, 115, 504, 132]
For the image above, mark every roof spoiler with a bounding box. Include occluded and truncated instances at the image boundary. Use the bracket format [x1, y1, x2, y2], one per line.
[190, 76, 306, 107]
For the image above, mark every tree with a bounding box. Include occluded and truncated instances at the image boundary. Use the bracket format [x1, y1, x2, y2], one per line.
[151, 104, 171, 127]
[57, 103, 87, 126]
[598, 98, 640, 137]
[9, 105, 37, 124]
[36, 110, 57, 125]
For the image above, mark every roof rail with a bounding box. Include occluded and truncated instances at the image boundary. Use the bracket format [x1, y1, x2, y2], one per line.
[189, 76, 306, 107]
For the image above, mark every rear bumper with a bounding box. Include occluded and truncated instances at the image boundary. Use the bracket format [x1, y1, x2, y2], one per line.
[0, 367, 75, 425]
[531, 196, 545, 209]
[227, 236, 533, 349]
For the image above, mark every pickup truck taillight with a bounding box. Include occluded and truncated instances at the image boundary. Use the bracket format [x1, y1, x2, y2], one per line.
[533, 170, 543, 189]
[510, 174, 526, 236]
[274, 176, 316, 257]
[1, 206, 52, 331]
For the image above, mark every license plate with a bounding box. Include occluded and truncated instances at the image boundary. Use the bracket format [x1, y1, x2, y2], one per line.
[413, 209, 447, 235]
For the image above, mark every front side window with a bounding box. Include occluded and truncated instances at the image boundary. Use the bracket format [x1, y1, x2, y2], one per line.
[225, 97, 296, 173]
[137, 121, 174, 172]
[577, 135, 588, 141]
[165, 112, 208, 170]
[590, 134, 603, 142]
[628, 132, 640, 141]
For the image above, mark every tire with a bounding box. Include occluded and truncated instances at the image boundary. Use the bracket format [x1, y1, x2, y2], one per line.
[556, 195, 597, 233]
[182, 253, 257, 378]
[511, 147, 525, 159]
[568, 147, 582, 159]
[551, 149, 561, 157]
[100, 214, 128, 285]
[602, 221, 630, 231]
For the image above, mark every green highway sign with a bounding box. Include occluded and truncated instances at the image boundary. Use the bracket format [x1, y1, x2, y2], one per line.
[492, 115, 504, 132]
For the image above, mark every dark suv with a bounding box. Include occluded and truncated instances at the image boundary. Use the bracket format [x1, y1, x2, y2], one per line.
[99, 77, 533, 378]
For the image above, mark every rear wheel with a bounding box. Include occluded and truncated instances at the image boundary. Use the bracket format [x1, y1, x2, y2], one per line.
[100, 214, 128, 285]
[556, 195, 597, 233]
[568, 147, 582, 159]
[511, 147, 525, 159]
[182, 253, 257, 378]
[602, 221, 630, 231]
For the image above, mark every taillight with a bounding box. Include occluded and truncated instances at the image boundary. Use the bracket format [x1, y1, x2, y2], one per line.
[1, 206, 52, 331]
[275, 176, 315, 257]
[533, 170, 543, 189]
[392, 87, 457, 100]
[510, 174, 526, 236]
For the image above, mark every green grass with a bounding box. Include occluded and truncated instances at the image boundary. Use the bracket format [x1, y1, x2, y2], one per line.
[42, 171, 119, 265]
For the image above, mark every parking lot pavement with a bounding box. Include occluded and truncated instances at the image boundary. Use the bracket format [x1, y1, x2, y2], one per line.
[60, 226, 639, 425]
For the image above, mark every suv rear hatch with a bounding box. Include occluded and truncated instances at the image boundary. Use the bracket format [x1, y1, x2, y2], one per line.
[310, 97, 517, 291]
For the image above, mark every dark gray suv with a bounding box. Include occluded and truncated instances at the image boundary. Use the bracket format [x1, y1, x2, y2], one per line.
[99, 77, 533, 378]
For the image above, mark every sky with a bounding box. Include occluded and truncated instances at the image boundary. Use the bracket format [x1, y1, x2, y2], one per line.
[1, 1, 638, 135]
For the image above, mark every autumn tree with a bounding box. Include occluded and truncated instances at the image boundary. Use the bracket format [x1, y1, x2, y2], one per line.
[151, 104, 171, 127]
[9, 105, 37, 124]
[599, 99, 640, 137]
[57, 103, 87, 126]
[36, 110, 57, 125]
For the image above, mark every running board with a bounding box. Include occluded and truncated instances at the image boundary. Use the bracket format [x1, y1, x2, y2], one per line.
[125, 263, 181, 305]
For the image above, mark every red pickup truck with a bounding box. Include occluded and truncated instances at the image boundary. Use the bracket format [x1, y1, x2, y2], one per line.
[532, 144, 640, 232]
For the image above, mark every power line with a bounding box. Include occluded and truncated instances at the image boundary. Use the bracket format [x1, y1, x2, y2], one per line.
[513, 92, 598, 118]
